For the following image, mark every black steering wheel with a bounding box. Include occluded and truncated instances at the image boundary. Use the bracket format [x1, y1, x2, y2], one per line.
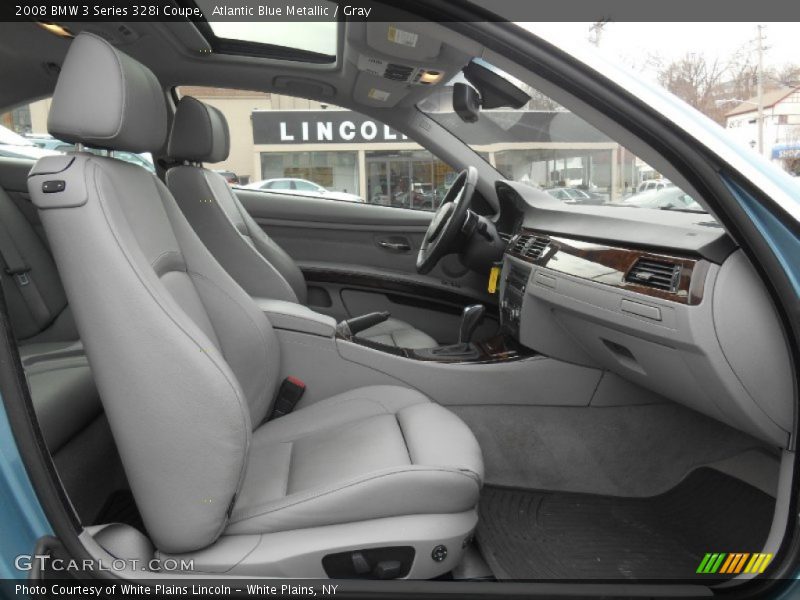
[416, 166, 478, 274]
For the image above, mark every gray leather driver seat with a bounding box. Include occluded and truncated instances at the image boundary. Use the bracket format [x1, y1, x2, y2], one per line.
[28, 33, 482, 578]
[165, 96, 438, 349]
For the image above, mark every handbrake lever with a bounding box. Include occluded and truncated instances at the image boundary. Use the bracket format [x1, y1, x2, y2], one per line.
[336, 311, 391, 338]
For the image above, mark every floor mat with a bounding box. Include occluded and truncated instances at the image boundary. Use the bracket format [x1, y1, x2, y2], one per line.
[477, 468, 774, 581]
[94, 490, 146, 534]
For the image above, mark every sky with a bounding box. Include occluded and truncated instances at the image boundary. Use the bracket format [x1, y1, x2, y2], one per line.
[521, 22, 800, 84]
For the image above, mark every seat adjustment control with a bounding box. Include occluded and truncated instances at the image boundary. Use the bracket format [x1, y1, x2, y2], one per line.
[373, 560, 402, 579]
[323, 546, 415, 578]
[351, 552, 371, 575]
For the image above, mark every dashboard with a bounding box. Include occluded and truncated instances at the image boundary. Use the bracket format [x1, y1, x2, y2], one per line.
[494, 180, 795, 448]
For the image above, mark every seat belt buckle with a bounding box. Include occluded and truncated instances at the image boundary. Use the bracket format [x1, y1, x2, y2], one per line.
[5, 267, 30, 286]
[269, 376, 306, 420]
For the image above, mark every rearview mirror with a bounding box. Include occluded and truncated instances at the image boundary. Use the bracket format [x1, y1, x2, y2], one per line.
[453, 82, 481, 123]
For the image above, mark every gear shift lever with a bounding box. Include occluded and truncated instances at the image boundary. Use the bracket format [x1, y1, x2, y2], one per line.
[459, 304, 485, 344]
[415, 304, 485, 361]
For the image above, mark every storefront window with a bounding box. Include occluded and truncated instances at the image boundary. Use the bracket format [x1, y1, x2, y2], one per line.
[260, 151, 359, 200]
[494, 148, 637, 198]
[366, 150, 456, 210]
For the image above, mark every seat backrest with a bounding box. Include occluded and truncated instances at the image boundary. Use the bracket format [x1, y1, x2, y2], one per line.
[27, 33, 280, 554]
[166, 96, 307, 303]
[0, 184, 77, 342]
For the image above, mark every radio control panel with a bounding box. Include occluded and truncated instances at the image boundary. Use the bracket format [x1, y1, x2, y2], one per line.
[500, 260, 531, 339]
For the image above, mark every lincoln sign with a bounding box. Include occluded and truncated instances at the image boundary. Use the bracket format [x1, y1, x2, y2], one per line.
[251, 109, 613, 146]
[252, 110, 409, 145]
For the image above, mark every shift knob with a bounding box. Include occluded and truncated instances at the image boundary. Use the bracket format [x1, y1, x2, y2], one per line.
[459, 304, 485, 344]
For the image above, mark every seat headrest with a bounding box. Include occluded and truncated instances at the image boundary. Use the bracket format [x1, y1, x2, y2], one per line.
[47, 33, 167, 153]
[168, 96, 230, 164]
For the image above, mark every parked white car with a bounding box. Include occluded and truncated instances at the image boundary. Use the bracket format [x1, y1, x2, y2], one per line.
[0, 125, 59, 160]
[635, 178, 674, 193]
[245, 177, 364, 203]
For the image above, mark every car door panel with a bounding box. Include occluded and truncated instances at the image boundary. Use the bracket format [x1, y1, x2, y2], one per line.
[237, 189, 496, 341]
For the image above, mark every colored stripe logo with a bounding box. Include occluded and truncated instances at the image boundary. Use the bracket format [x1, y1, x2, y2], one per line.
[696, 552, 772, 574]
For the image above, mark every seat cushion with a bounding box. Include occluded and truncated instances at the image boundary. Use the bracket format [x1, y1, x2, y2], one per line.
[225, 385, 483, 535]
[21, 342, 102, 453]
[357, 317, 438, 349]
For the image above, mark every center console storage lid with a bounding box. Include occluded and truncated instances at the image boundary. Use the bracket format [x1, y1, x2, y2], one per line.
[253, 298, 336, 338]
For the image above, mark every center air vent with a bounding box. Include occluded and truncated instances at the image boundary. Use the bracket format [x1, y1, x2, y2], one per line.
[508, 234, 549, 261]
[626, 258, 682, 292]
[510, 234, 532, 255]
[524, 236, 550, 260]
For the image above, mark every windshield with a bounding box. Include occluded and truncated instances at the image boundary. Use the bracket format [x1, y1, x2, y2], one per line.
[418, 61, 709, 215]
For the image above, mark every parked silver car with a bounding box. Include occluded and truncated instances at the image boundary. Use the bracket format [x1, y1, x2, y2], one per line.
[244, 177, 364, 203]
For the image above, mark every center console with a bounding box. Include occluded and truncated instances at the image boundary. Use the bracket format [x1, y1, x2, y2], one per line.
[339, 293, 534, 363]
[256, 283, 534, 376]
[257, 287, 578, 411]
[352, 332, 530, 363]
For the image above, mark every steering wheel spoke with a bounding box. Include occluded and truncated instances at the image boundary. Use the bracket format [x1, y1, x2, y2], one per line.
[416, 166, 479, 274]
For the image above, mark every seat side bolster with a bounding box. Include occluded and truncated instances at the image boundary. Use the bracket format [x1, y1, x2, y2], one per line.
[166, 166, 299, 303]
[234, 193, 308, 305]
[397, 403, 485, 483]
[225, 467, 480, 536]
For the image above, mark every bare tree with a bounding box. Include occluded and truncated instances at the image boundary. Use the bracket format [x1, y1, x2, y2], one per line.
[654, 52, 730, 123]
[726, 44, 759, 102]
[772, 64, 800, 88]
[649, 43, 796, 125]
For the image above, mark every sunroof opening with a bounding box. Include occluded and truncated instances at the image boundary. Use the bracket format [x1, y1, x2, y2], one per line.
[191, 1, 338, 63]
[209, 22, 337, 57]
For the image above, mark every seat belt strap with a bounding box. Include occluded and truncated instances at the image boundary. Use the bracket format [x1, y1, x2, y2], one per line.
[0, 219, 52, 328]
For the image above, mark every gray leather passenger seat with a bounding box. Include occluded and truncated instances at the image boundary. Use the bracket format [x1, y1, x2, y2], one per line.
[166, 96, 438, 349]
[27, 33, 482, 578]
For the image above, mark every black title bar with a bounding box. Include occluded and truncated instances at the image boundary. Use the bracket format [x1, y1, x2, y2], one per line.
[4, 0, 800, 22]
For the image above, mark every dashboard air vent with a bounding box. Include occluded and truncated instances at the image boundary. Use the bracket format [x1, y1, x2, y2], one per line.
[626, 258, 682, 292]
[523, 236, 550, 260]
[510, 234, 532, 255]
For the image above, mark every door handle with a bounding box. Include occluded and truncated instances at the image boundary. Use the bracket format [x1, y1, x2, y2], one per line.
[377, 240, 411, 253]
